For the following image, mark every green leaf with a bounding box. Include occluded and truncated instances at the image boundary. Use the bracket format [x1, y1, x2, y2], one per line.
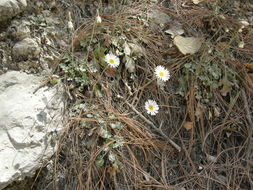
[99, 128, 112, 139]
[108, 152, 116, 162]
[110, 122, 124, 129]
[95, 157, 104, 167]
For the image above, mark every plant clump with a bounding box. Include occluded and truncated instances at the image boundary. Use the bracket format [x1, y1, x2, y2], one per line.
[51, 0, 253, 189]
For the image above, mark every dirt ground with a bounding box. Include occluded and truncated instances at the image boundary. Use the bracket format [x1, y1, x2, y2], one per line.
[2, 0, 253, 190]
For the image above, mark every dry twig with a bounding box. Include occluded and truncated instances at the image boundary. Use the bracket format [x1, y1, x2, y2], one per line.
[120, 96, 182, 152]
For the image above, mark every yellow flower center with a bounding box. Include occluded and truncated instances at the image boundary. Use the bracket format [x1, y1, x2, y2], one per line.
[148, 105, 154, 110]
[109, 59, 115, 64]
[159, 72, 165, 77]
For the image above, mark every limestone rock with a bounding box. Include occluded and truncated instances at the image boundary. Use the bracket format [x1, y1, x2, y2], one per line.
[8, 20, 31, 40]
[0, 0, 27, 23]
[0, 71, 65, 190]
[12, 38, 40, 61]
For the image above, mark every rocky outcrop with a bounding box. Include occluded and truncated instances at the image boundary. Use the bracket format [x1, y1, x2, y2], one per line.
[12, 38, 40, 61]
[0, 0, 27, 23]
[0, 71, 65, 190]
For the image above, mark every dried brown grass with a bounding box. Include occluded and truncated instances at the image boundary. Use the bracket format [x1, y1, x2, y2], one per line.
[51, 0, 253, 190]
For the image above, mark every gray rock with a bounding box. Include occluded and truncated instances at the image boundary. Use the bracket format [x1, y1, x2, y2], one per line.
[148, 9, 171, 24]
[0, 48, 8, 69]
[42, 10, 61, 26]
[0, 32, 7, 41]
[147, 9, 171, 29]
[12, 38, 40, 61]
[15, 24, 30, 40]
[8, 20, 31, 40]
[0, 71, 65, 190]
[0, 0, 27, 23]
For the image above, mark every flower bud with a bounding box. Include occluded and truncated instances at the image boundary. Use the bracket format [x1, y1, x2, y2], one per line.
[96, 15, 102, 24]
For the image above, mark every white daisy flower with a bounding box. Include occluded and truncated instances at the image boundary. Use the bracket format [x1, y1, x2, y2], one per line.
[155, 65, 171, 81]
[145, 100, 159, 115]
[105, 53, 120, 68]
